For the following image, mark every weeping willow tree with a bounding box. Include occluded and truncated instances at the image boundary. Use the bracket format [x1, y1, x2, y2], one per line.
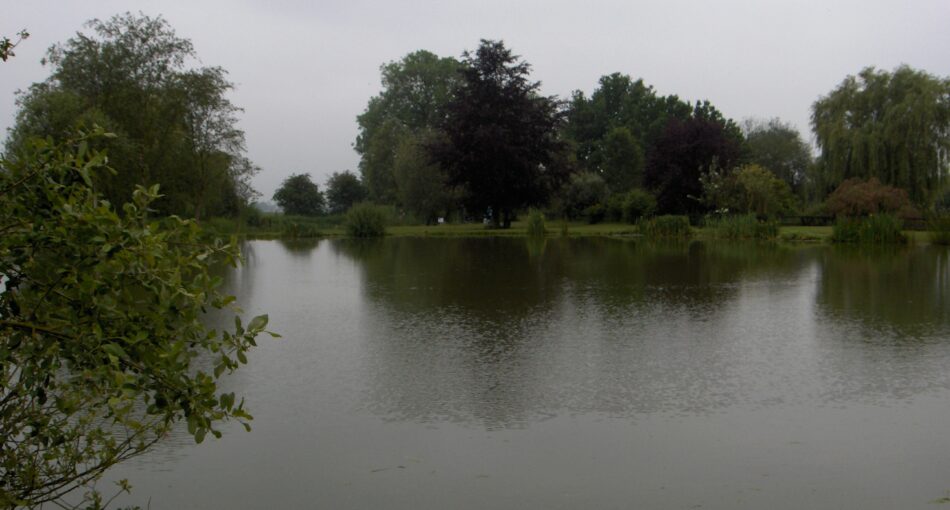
[811, 65, 950, 207]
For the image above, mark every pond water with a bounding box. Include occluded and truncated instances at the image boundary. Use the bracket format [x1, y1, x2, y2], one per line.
[110, 237, 950, 509]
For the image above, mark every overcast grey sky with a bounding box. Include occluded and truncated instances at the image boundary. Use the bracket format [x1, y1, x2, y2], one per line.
[3, 0, 949, 199]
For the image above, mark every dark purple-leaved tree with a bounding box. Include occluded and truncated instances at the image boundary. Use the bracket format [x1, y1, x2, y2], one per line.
[645, 102, 743, 216]
[429, 40, 570, 228]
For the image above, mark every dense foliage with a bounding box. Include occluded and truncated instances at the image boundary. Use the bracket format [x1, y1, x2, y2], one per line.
[564, 73, 692, 191]
[347, 49, 950, 226]
[355, 50, 460, 204]
[561, 172, 609, 220]
[811, 65, 950, 206]
[273, 173, 325, 216]
[0, 131, 272, 507]
[5, 14, 258, 219]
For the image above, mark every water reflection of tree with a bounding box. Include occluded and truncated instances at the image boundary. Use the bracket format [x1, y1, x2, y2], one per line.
[816, 245, 950, 336]
[331, 238, 815, 428]
[554, 239, 804, 312]
[810, 246, 950, 405]
[275, 238, 321, 258]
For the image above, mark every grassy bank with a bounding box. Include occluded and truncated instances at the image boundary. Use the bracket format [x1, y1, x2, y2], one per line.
[203, 215, 943, 244]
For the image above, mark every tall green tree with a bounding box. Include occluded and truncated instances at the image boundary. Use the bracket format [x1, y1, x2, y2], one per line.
[355, 50, 461, 204]
[0, 131, 273, 507]
[742, 118, 812, 194]
[564, 73, 692, 189]
[325, 170, 367, 214]
[811, 65, 950, 205]
[430, 40, 569, 228]
[273, 173, 325, 216]
[5, 13, 257, 218]
[601, 126, 643, 192]
[393, 133, 455, 224]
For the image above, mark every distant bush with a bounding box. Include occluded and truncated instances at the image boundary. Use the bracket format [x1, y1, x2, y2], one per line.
[826, 178, 918, 218]
[605, 194, 625, 222]
[638, 215, 691, 238]
[801, 202, 828, 217]
[244, 205, 265, 227]
[345, 202, 388, 237]
[283, 222, 323, 239]
[563, 171, 609, 220]
[929, 216, 950, 245]
[622, 189, 657, 223]
[526, 209, 546, 237]
[583, 203, 606, 224]
[831, 214, 906, 244]
[706, 214, 779, 240]
[702, 164, 796, 218]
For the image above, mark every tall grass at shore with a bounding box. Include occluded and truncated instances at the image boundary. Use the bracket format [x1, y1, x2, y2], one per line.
[345, 203, 389, 237]
[638, 215, 691, 238]
[202, 213, 336, 238]
[525, 209, 546, 237]
[831, 214, 907, 244]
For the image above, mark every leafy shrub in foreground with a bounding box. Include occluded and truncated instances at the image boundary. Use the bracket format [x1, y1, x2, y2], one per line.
[0, 130, 273, 506]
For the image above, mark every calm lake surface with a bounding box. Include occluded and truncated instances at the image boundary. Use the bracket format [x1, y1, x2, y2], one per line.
[110, 237, 950, 509]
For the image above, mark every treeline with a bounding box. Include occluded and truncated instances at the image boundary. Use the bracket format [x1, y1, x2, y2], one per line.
[4, 14, 258, 220]
[351, 42, 950, 226]
[6, 14, 947, 227]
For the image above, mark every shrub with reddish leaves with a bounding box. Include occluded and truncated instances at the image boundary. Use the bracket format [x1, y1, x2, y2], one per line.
[825, 178, 919, 218]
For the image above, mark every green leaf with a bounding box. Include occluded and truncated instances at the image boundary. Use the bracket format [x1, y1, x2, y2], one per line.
[248, 314, 268, 332]
[101, 343, 127, 359]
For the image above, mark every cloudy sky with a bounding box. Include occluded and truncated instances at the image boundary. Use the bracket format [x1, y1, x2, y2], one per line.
[3, 0, 949, 199]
